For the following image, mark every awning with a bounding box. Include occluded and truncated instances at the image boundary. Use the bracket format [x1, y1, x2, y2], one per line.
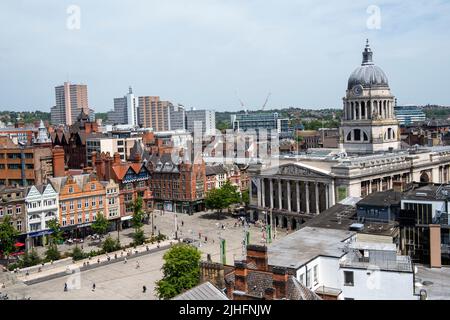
[14, 242, 25, 247]
[121, 215, 133, 221]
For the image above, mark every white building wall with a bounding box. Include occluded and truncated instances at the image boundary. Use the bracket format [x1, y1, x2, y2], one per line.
[340, 268, 416, 300]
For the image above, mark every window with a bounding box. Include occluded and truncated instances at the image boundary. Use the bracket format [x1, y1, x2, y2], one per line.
[61, 202, 66, 212]
[306, 270, 311, 288]
[125, 193, 133, 202]
[78, 216, 82, 224]
[299, 274, 304, 284]
[7, 207, 13, 215]
[91, 183, 96, 190]
[69, 201, 74, 211]
[85, 198, 89, 208]
[85, 215, 90, 222]
[91, 197, 96, 207]
[62, 219, 67, 226]
[69, 186, 74, 193]
[77, 200, 82, 209]
[344, 271, 354, 286]
[16, 220, 22, 231]
[108, 198, 115, 205]
[313, 265, 318, 285]
[0, 208, 3, 217]
[15, 206, 21, 214]
[7, 164, 20, 170]
[70, 217, 75, 225]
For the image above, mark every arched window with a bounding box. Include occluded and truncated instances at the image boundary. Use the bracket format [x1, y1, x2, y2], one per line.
[363, 132, 369, 141]
[361, 101, 366, 118]
[347, 132, 352, 141]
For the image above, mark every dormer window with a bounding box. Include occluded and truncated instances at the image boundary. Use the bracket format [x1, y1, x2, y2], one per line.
[69, 186, 74, 193]
[91, 184, 96, 190]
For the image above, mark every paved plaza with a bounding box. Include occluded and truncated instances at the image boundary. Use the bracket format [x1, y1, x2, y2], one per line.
[0, 210, 287, 300]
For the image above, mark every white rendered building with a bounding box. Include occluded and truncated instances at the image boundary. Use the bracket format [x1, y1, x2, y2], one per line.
[25, 184, 59, 247]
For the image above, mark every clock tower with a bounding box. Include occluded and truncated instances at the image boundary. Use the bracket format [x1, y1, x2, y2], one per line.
[340, 40, 400, 154]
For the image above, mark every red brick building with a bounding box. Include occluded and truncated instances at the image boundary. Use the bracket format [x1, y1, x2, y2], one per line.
[51, 110, 99, 169]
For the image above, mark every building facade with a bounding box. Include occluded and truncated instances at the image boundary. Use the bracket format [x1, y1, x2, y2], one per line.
[186, 109, 216, 136]
[0, 186, 26, 240]
[51, 82, 90, 126]
[49, 174, 110, 237]
[248, 41, 450, 230]
[138, 96, 173, 131]
[25, 184, 59, 247]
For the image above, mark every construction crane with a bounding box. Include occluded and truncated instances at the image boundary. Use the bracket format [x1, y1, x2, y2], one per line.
[261, 92, 271, 111]
[235, 90, 247, 114]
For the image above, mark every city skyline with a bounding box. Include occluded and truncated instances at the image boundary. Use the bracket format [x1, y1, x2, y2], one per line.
[1, 1, 450, 113]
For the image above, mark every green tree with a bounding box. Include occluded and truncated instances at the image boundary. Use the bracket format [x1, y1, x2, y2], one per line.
[132, 197, 145, 245]
[47, 219, 63, 245]
[45, 243, 61, 262]
[0, 216, 19, 265]
[132, 197, 144, 229]
[91, 212, 110, 236]
[241, 189, 250, 206]
[205, 181, 241, 218]
[102, 236, 121, 253]
[132, 229, 145, 246]
[155, 244, 201, 299]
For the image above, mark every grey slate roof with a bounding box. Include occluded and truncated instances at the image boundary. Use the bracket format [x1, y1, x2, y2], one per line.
[172, 281, 229, 300]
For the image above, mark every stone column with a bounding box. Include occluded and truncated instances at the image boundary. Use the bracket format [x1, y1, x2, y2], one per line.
[315, 182, 320, 214]
[358, 103, 362, 120]
[278, 179, 282, 210]
[296, 181, 300, 213]
[287, 181, 292, 212]
[325, 184, 329, 209]
[257, 178, 261, 207]
[249, 177, 253, 203]
[261, 178, 265, 207]
[330, 180, 336, 207]
[269, 179, 274, 209]
[369, 180, 372, 194]
[305, 182, 310, 214]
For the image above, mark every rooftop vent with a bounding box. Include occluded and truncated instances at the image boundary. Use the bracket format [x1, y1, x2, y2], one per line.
[415, 192, 428, 197]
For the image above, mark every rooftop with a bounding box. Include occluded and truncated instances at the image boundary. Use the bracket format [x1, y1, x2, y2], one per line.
[357, 190, 401, 207]
[268, 227, 355, 270]
[172, 281, 229, 300]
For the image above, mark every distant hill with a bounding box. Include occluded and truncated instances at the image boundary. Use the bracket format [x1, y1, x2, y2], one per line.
[0, 110, 50, 124]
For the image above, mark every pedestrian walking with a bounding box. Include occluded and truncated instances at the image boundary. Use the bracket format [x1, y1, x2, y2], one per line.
[181, 221, 184, 227]
[146, 245, 149, 251]
[92, 283, 96, 291]
[124, 257, 127, 264]
[64, 283, 68, 292]
[97, 258, 100, 264]
[136, 261, 140, 269]
[143, 285, 147, 293]
[1, 282, 5, 289]
[114, 253, 117, 259]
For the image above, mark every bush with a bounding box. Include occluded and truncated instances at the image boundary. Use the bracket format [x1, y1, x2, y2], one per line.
[102, 236, 121, 253]
[132, 229, 146, 246]
[7, 263, 19, 271]
[71, 246, 87, 261]
[19, 249, 42, 268]
[44, 244, 61, 262]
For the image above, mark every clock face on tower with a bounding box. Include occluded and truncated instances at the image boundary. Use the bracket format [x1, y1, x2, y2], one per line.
[352, 85, 363, 96]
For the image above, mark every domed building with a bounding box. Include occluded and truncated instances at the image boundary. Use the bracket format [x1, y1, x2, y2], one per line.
[340, 40, 400, 154]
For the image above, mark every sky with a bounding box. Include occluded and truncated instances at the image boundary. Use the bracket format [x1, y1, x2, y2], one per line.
[1, 0, 449, 113]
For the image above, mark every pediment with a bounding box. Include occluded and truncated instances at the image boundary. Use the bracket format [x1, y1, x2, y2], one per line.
[264, 164, 330, 179]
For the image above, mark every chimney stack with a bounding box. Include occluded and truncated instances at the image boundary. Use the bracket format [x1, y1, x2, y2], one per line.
[246, 245, 268, 271]
[113, 152, 121, 165]
[272, 267, 289, 299]
[234, 261, 248, 293]
[52, 146, 65, 177]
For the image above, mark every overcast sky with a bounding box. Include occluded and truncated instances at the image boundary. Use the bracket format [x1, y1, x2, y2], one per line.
[1, 0, 449, 113]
